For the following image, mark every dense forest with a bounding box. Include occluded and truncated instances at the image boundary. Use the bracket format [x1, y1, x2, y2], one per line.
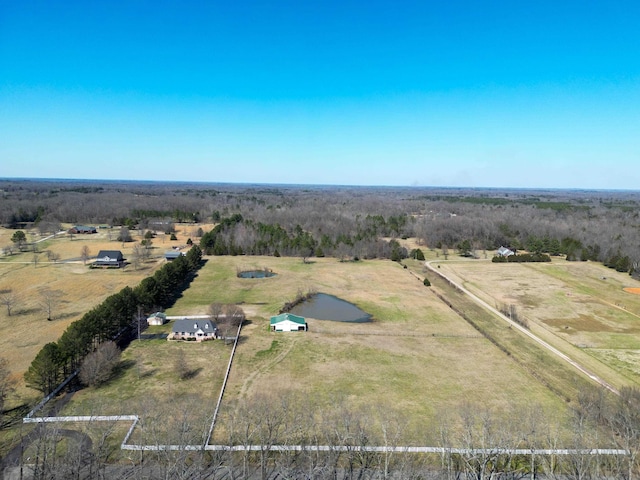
[1, 179, 639, 275]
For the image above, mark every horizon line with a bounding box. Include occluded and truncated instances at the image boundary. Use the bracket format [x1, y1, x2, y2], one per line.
[1, 177, 637, 194]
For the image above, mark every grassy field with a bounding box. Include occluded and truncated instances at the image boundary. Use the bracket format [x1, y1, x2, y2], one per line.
[0, 224, 208, 404]
[60, 255, 571, 446]
[8, 238, 635, 447]
[430, 257, 640, 387]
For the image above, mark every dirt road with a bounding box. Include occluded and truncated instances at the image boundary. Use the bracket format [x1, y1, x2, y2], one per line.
[424, 261, 619, 395]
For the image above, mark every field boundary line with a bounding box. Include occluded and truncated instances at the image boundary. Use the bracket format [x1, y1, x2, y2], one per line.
[424, 261, 619, 395]
[203, 321, 243, 448]
[19, 412, 633, 455]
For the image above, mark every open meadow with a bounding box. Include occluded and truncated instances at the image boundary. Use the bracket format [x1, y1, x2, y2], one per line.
[0, 224, 208, 404]
[59, 255, 572, 446]
[432, 258, 640, 387]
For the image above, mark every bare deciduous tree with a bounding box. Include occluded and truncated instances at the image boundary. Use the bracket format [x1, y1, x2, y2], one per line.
[0, 357, 16, 425]
[130, 244, 143, 270]
[208, 303, 245, 344]
[208, 302, 223, 322]
[80, 245, 91, 265]
[0, 289, 16, 316]
[39, 287, 63, 321]
[45, 250, 60, 263]
[79, 341, 121, 387]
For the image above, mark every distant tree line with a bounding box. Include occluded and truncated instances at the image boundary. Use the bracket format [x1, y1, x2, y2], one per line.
[199, 214, 409, 261]
[24, 247, 203, 395]
[1, 179, 638, 276]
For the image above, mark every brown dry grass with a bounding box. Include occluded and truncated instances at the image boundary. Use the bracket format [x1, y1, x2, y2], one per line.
[434, 257, 640, 386]
[0, 224, 213, 405]
[55, 255, 570, 445]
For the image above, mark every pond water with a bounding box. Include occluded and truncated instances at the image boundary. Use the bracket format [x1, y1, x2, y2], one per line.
[290, 293, 372, 323]
[237, 270, 277, 279]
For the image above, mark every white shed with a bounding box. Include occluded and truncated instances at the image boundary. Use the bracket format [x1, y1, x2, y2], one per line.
[147, 312, 167, 326]
[270, 313, 307, 332]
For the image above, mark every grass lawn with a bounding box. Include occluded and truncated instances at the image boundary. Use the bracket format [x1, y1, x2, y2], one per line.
[64, 338, 231, 423]
[59, 255, 571, 446]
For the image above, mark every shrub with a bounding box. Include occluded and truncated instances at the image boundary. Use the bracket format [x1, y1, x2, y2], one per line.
[410, 248, 425, 261]
[423, 278, 431, 287]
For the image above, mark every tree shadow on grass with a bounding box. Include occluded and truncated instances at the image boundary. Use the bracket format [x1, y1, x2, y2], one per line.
[138, 368, 158, 379]
[182, 367, 202, 380]
[56, 311, 82, 321]
[14, 307, 40, 316]
[107, 359, 137, 383]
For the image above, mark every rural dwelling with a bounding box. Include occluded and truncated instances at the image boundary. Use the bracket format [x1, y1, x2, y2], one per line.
[497, 246, 515, 257]
[94, 250, 125, 268]
[270, 313, 308, 332]
[170, 318, 217, 342]
[147, 312, 167, 326]
[68, 225, 97, 234]
[164, 250, 184, 261]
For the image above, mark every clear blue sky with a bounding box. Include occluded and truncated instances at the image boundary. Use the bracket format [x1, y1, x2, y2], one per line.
[1, 1, 639, 188]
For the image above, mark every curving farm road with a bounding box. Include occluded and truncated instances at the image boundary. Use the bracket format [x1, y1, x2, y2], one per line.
[424, 261, 619, 395]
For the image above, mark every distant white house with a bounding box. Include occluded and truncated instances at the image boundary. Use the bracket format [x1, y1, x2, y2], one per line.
[270, 313, 307, 332]
[497, 246, 515, 257]
[147, 312, 167, 326]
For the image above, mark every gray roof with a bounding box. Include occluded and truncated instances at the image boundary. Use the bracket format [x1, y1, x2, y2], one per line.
[96, 250, 124, 261]
[71, 225, 96, 232]
[172, 318, 217, 334]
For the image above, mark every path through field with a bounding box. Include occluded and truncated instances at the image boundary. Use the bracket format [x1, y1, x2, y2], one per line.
[424, 261, 619, 395]
[237, 335, 300, 400]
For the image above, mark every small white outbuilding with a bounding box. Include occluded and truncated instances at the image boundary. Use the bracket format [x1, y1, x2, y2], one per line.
[147, 312, 167, 326]
[270, 313, 307, 332]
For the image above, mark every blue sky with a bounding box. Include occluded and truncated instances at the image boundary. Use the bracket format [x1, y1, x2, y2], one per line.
[1, 1, 639, 188]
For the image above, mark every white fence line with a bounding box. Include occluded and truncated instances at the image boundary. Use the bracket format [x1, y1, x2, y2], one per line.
[23, 414, 631, 456]
[23, 415, 138, 424]
[24, 371, 79, 419]
[203, 321, 243, 448]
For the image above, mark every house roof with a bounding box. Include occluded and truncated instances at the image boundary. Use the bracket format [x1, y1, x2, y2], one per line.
[497, 246, 514, 256]
[270, 313, 306, 325]
[147, 312, 166, 320]
[164, 250, 183, 259]
[96, 250, 124, 260]
[172, 318, 217, 334]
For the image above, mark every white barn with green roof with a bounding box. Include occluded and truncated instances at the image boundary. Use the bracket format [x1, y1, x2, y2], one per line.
[270, 313, 307, 332]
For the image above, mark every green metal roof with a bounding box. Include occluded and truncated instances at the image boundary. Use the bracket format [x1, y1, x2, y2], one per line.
[270, 313, 306, 325]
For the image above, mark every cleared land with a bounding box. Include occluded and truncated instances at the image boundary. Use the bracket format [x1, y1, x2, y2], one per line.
[60, 256, 570, 446]
[431, 258, 640, 387]
[0, 224, 207, 403]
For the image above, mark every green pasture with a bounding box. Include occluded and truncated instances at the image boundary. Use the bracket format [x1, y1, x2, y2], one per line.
[61, 256, 572, 446]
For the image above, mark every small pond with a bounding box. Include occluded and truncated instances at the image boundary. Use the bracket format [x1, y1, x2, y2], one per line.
[238, 270, 277, 279]
[290, 293, 372, 323]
